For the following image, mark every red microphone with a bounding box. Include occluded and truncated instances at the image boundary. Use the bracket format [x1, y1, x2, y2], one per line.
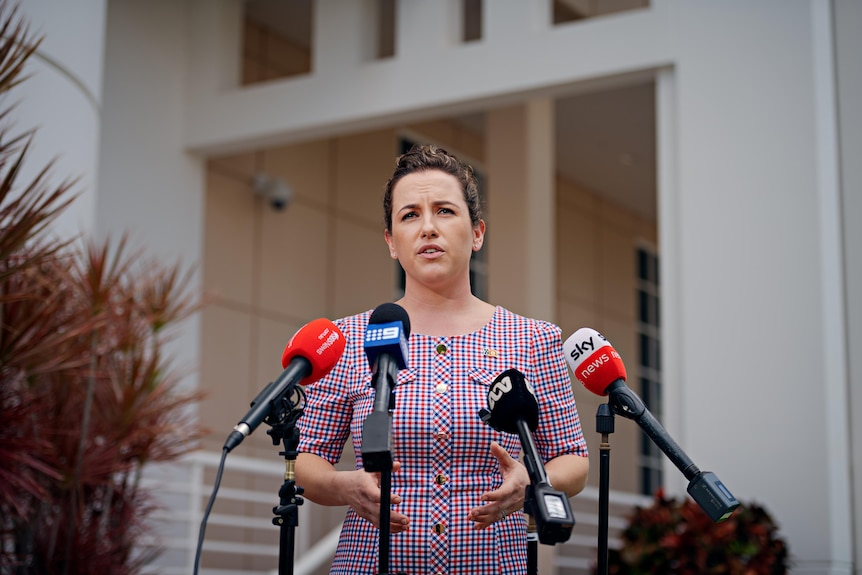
[281, 317, 347, 379]
[224, 318, 345, 452]
[563, 328, 627, 396]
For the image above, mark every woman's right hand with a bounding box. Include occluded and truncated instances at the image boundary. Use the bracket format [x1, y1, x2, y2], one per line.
[345, 461, 410, 533]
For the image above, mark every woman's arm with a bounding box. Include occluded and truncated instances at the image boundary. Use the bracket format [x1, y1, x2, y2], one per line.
[295, 452, 410, 532]
[545, 453, 589, 498]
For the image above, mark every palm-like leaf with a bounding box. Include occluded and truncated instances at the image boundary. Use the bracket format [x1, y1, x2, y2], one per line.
[0, 4, 207, 573]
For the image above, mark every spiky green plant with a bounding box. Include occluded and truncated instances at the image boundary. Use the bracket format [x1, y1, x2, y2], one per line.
[0, 3, 207, 573]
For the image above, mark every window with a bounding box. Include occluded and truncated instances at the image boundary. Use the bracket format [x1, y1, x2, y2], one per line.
[552, 0, 650, 25]
[242, 0, 313, 85]
[463, 0, 482, 42]
[636, 245, 662, 496]
[376, 0, 397, 59]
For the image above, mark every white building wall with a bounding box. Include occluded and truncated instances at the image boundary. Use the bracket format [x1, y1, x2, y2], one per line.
[15, 0, 859, 572]
[14, 0, 106, 241]
[663, 2, 852, 572]
[834, 0, 862, 571]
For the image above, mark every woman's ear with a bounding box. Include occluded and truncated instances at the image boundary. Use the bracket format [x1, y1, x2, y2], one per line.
[385, 229, 398, 259]
[472, 219, 486, 251]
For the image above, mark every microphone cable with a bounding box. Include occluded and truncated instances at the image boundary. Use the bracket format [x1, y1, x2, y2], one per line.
[193, 447, 228, 575]
[193, 384, 307, 574]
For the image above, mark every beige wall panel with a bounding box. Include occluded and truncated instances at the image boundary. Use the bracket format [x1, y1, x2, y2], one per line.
[458, 127, 485, 164]
[598, 222, 636, 322]
[258, 201, 330, 319]
[209, 151, 258, 180]
[332, 217, 396, 318]
[558, 177, 600, 213]
[635, 215, 658, 245]
[599, 198, 638, 234]
[199, 305, 254, 452]
[204, 170, 256, 306]
[485, 106, 529, 312]
[406, 119, 458, 147]
[407, 119, 486, 167]
[556, 199, 598, 306]
[556, 299, 598, 342]
[256, 315, 305, 380]
[334, 129, 398, 225]
[264, 139, 332, 205]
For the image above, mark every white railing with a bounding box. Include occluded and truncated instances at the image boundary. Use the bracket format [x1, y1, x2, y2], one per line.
[137, 451, 651, 575]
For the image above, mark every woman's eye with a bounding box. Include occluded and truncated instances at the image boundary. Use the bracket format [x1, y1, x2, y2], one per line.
[401, 211, 417, 220]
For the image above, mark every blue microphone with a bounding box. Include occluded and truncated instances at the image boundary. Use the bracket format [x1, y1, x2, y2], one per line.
[362, 303, 410, 472]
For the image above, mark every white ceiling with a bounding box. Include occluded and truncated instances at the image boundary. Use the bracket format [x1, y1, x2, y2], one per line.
[454, 79, 657, 222]
[554, 79, 657, 221]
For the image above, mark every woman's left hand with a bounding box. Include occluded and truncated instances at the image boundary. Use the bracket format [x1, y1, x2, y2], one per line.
[468, 441, 529, 529]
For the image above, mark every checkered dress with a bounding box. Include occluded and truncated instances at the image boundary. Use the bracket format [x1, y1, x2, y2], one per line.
[297, 306, 588, 575]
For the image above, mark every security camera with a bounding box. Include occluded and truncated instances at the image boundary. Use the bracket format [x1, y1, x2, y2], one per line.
[253, 173, 293, 212]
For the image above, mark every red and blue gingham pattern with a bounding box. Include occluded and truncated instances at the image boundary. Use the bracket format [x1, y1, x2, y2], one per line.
[298, 306, 588, 575]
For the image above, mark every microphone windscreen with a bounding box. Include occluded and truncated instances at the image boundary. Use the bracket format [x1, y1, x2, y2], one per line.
[485, 368, 539, 434]
[563, 328, 627, 396]
[368, 302, 411, 338]
[281, 318, 346, 382]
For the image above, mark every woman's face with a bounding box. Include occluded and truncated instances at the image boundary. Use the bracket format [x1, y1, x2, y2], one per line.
[385, 169, 485, 292]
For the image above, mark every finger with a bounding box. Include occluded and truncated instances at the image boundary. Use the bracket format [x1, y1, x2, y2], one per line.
[373, 461, 402, 487]
[468, 503, 507, 530]
[390, 511, 410, 533]
[489, 441, 517, 470]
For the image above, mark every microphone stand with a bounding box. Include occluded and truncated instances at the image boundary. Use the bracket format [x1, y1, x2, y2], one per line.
[264, 387, 307, 575]
[526, 515, 538, 575]
[361, 357, 405, 575]
[595, 403, 614, 575]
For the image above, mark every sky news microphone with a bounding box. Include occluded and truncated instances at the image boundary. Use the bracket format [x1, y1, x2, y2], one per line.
[479, 368, 575, 545]
[563, 328, 739, 522]
[223, 318, 345, 453]
[361, 302, 410, 472]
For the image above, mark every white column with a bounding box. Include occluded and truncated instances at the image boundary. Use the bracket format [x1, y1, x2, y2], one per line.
[14, 0, 107, 242]
[486, 97, 555, 321]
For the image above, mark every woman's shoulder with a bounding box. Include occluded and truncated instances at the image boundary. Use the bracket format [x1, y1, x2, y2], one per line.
[493, 306, 562, 338]
[333, 310, 373, 343]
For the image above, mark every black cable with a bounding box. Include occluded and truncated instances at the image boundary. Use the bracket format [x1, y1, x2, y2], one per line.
[193, 447, 229, 575]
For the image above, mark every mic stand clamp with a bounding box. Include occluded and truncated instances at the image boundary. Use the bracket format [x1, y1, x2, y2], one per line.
[264, 388, 306, 575]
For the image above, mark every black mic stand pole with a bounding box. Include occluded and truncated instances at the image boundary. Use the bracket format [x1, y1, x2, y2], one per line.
[265, 388, 307, 575]
[361, 356, 405, 575]
[596, 403, 614, 575]
[526, 514, 538, 575]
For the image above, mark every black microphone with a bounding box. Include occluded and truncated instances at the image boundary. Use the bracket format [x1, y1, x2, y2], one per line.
[361, 302, 410, 472]
[564, 327, 740, 522]
[479, 368, 575, 545]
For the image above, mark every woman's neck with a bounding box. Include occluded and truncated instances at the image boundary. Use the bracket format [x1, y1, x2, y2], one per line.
[395, 290, 496, 336]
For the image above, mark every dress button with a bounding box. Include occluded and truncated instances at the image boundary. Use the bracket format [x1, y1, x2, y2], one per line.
[436, 344, 447, 355]
[434, 430, 449, 440]
[434, 473, 447, 485]
[435, 382, 448, 393]
[433, 522, 446, 534]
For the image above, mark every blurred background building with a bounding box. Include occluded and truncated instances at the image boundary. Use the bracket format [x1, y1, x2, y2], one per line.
[15, 0, 861, 573]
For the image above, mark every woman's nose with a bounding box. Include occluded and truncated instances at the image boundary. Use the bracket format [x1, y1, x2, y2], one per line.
[421, 215, 438, 237]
